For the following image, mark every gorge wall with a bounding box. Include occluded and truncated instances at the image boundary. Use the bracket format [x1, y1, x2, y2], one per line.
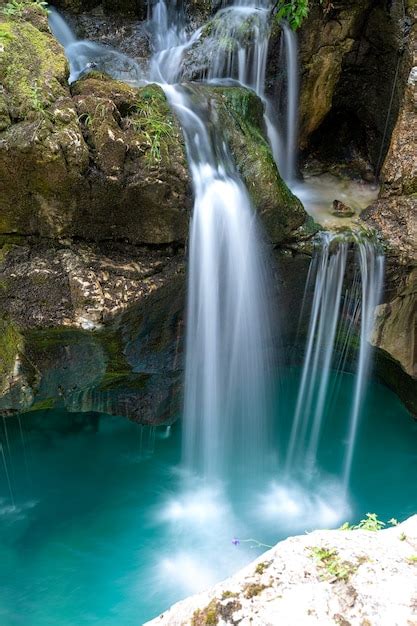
[0, 0, 415, 422]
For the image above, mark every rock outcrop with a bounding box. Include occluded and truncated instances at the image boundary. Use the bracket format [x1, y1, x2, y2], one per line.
[0, 4, 306, 246]
[0, 7, 192, 246]
[0, 239, 185, 422]
[361, 2, 416, 407]
[146, 516, 417, 626]
[50, 0, 147, 19]
[298, 0, 408, 177]
[0, 1, 308, 420]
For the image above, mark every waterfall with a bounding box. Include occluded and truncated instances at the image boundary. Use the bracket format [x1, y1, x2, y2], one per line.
[48, 6, 77, 48]
[286, 233, 384, 481]
[286, 234, 348, 472]
[48, 7, 143, 84]
[343, 242, 384, 487]
[281, 22, 299, 183]
[163, 84, 273, 478]
[49, 0, 385, 492]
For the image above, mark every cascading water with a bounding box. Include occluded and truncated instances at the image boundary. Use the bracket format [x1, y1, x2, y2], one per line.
[286, 233, 384, 486]
[49, 7, 142, 84]
[343, 242, 384, 487]
[286, 233, 348, 473]
[164, 84, 273, 478]
[147, 0, 275, 478]
[34, 5, 395, 621]
[280, 21, 299, 183]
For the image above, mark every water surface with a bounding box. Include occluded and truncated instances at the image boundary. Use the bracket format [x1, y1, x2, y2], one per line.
[0, 371, 416, 625]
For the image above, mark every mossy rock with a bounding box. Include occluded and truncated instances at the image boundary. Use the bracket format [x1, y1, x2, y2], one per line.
[0, 317, 22, 394]
[189, 84, 307, 243]
[0, 6, 191, 245]
[0, 10, 68, 120]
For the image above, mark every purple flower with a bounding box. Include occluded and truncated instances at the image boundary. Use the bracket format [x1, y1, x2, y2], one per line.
[231, 537, 240, 546]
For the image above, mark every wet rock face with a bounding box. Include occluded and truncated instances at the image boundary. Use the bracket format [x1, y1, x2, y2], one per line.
[50, 0, 147, 19]
[0, 239, 185, 423]
[360, 5, 416, 395]
[362, 7, 416, 261]
[189, 84, 307, 243]
[67, 10, 150, 67]
[298, 0, 408, 176]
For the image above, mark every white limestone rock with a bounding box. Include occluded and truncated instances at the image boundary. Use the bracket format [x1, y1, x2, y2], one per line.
[145, 516, 417, 626]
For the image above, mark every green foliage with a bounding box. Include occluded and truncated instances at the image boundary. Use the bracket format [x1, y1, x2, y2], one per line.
[192, 599, 219, 625]
[309, 546, 357, 582]
[354, 513, 386, 532]
[273, 0, 334, 30]
[274, 0, 310, 30]
[2, 0, 26, 17]
[131, 90, 175, 164]
[0, 23, 14, 44]
[340, 513, 387, 532]
[244, 583, 267, 598]
[255, 561, 270, 575]
[2, 0, 48, 18]
[34, 0, 48, 11]
[407, 555, 417, 564]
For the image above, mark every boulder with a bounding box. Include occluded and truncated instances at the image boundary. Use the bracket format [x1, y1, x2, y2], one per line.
[0, 4, 192, 244]
[189, 84, 307, 243]
[332, 199, 355, 218]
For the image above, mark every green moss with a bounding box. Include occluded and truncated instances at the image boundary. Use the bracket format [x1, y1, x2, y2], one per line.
[26, 397, 55, 412]
[192, 599, 220, 625]
[0, 243, 14, 264]
[243, 583, 267, 598]
[207, 86, 306, 241]
[24, 327, 92, 350]
[0, 317, 23, 384]
[221, 590, 239, 599]
[255, 561, 270, 575]
[0, 15, 67, 120]
[309, 546, 357, 582]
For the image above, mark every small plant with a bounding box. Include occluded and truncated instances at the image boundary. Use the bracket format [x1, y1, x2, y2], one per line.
[34, 0, 48, 12]
[0, 24, 13, 45]
[28, 82, 45, 113]
[339, 513, 386, 532]
[78, 113, 93, 128]
[2, 1, 48, 19]
[2, 0, 26, 17]
[274, 0, 309, 30]
[255, 561, 270, 575]
[309, 546, 357, 582]
[244, 583, 267, 599]
[273, 0, 334, 30]
[221, 590, 238, 600]
[354, 513, 385, 532]
[407, 555, 417, 564]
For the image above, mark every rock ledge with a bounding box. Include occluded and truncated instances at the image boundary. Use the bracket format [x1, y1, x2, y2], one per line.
[146, 516, 417, 626]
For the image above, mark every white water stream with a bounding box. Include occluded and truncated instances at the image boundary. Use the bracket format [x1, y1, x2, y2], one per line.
[43, 3, 388, 605]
